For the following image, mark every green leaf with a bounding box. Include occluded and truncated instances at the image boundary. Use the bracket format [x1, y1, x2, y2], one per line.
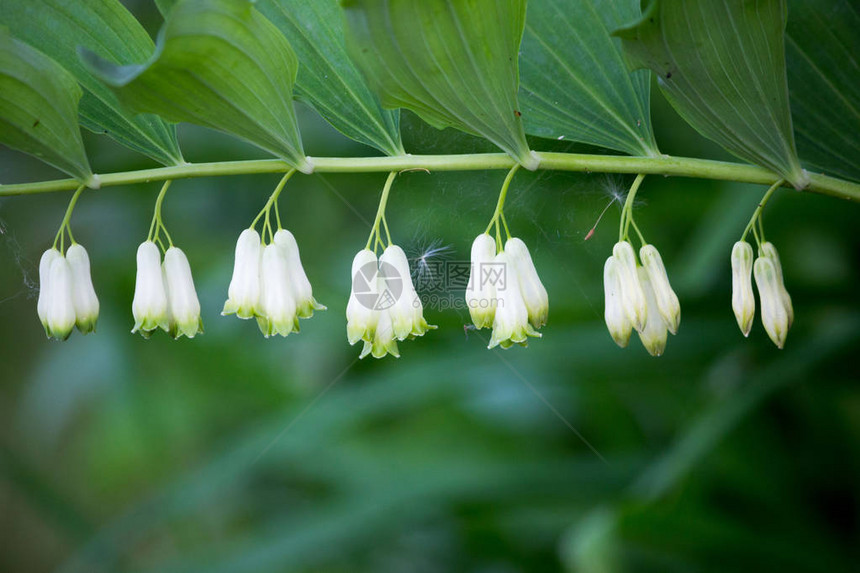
[519, 0, 659, 157]
[84, 0, 311, 173]
[0, 31, 94, 185]
[785, 0, 860, 183]
[154, 0, 177, 16]
[342, 0, 539, 170]
[257, 0, 404, 156]
[0, 0, 183, 166]
[616, 0, 808, 188]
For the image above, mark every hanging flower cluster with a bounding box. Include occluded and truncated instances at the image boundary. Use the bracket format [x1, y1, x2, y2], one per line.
[465, 166, 548, 349]
[602, 175, 680, 356]
[346, 172, 434, 358]
[730, 181, 794, 348]
[222, 172, 325, 337]
[34, 172, 798, 357]
[37, 186, 99, 341]
[131, 182, 203, 339]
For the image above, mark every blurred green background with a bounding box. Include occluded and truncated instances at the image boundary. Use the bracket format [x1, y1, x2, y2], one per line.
[2, 2, 859, 572]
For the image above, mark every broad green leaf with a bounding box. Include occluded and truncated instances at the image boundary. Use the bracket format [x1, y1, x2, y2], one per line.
[342, 0, 539, 170]
[616, 0, 808, 188]
[154, 0, 177, 15]
[257, 0, 404, 156]
[0, 0, 183, 166]
[519, 0, 659, 157]
[0, 31, 94, 185]
[84, 0, 311, 173]
[785, 0, 860, 183]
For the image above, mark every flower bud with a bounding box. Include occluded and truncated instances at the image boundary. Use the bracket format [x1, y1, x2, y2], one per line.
[760, 241, 793, 328]
[612, 241, 647, 331]
[754, 256, 789, 349]
[163, 247, 203, 339]
[132, 241, 169, 336]
[506, 237, 548, 329]
[274, 229, 326, 319]
[603, 256, 632, 348]
[466, 234, 498, 329]
[66, 244, 99, 334]
[731, 241, 755, 337]
[639, 244, 680, 334]
[636, 268, 668, 357]
[45, 256, 76, 341]
[346, 249, 380, 345]
[223, 229, 262, 319]
[257, 243, 298, 337]
[37, 248, 61, 334]
[488, 252, 540, 349]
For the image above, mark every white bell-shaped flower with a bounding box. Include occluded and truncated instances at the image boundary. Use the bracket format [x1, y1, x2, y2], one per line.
[346, 249, 380, 345]
[45, 255, 76, 341]
[132, 241, 169, 336]
[223, 228, 262, 319]
[488, 251, 540, 349]
[162, 246, 203, 339]
[361, 301, 400, 359]
[760, 241, 793, 328]
[754, 256, 789, 349]
[466, 233, 498, 329]
[66, 244, 99, 334]
[612, 241, 648, 331]
[639, 244, 680, 334]
[379, 245, 434, 340]
[603, 256, 632, 348]
[506, 237, 548, 329]
[257, 243, 298, 338]
[274, 229, 325, 319]
[636, 267, 669, 357]
[730, 241, 755, 337]
[37, 248, 61, 335]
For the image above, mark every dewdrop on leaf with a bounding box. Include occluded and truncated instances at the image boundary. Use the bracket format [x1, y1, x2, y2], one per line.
[66, 244, 99, 334]
[603, 256, 632, 348]
[731, 241, 755, 337]
[639, 244, 680, 334]
[506, 237, 548, 330]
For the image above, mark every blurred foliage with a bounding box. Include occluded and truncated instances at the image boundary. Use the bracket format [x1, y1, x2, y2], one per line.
[1, 3, 859, 572]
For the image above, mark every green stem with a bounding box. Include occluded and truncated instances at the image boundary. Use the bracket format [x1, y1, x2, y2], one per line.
[740, 180, 782, 243]
[620, 174, 646, 242]
[147, 180, 173, 247]
[52, 184, 85, 251]
[3, 153, 859, 201]
[629, 217, 647, 247]
[484, 164, 520, 234]
[365, 171, 397, 251]
[250, 170, 296, 231]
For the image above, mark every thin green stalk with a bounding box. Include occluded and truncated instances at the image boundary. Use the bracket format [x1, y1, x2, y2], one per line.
[620, 174, 646, 242]
[3, 153, 859, 201]
[365, 171, 398, 251]
[484, 164, 520, 234]
[147, 181, 173, 248]
[741, 180, 782, 243]
[250, 170, 296, 231]
[628, 217, 647, 247]
[52, 184, 85, 251]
